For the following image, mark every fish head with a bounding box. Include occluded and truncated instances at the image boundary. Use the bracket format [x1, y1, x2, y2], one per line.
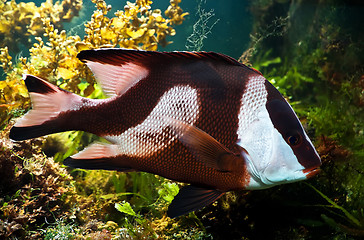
[240, 84, 321, 189]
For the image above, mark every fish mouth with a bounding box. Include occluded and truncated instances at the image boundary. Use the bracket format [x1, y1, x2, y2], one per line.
[303, 167, 321, 179]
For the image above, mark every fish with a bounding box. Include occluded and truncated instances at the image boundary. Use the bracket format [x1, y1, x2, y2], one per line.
[9, 49, 321, 218]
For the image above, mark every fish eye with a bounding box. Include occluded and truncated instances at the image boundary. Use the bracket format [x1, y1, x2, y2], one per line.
[287, 133, 302, 146]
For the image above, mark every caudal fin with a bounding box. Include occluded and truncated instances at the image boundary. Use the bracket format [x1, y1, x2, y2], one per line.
[9, 75, 83, 141]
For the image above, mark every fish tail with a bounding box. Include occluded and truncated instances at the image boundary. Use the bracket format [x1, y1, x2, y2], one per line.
[9, 75, 84, 141]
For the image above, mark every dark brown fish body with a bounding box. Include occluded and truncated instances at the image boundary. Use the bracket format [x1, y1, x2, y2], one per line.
[10, 49, 321, 217]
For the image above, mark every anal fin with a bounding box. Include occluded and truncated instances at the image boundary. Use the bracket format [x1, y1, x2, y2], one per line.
[167, 185, 224, 218]
[63, 143, 134, 172]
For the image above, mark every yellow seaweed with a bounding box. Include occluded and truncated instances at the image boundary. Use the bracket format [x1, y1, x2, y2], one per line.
[0, 0, 82, 52]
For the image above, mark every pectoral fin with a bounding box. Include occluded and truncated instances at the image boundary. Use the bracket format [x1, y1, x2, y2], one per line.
[164, 117, 245, 172]
[167, 185, 224, 218]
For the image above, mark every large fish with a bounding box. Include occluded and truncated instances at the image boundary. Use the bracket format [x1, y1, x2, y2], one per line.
[9, 49, 321, 218]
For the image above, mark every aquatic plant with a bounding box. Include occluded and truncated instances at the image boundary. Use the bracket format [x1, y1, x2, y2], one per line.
[306, 183, 364, 237]
[0, 54, 29, 129]
[0, 123, 76, 239]
[43, 219, 75, 240]
[83, 0, 188, 50]
[239, 16, 289, 66]
[185, 0, 219, 51]
[0, 0, 82, 52]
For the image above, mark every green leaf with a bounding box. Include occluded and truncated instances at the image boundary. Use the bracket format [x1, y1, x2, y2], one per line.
[259, 57, 281, 68]
[77, 82, 88, 91]
[101, 192, 140, 200]
[158, 182, 179, 203]
[115, 202, 137, 217]
[307, 183, 361, 227]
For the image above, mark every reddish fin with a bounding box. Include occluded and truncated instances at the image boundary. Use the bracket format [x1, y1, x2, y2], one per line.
[83, 60, 149, 98]
[63, 156, 134, 172]
[9, 75, 83, 141]
[64, 143, 134, 171]
[164, 117, 246, 172]
[77, 49, 261, 96]
[167, 185, 224, 218]
[77, 48, 243, 67]
[71, 143, 119, 159]
[77, 48, 262, 79]
[77, 49, 245, 97]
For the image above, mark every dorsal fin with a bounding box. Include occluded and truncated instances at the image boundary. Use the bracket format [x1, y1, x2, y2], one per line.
[77, 49, 261, 98]
[84, 60, 148, 98]
[78, 49, 149, 98]
[77, 48, 244, 67]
